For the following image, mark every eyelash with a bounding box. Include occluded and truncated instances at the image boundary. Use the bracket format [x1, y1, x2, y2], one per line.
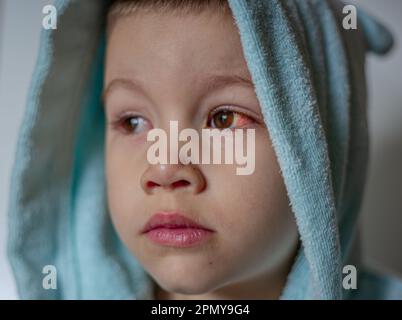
[110, 106, 259, 135]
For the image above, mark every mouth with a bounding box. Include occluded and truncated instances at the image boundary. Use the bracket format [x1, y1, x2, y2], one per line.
[141, 212, 214, 248]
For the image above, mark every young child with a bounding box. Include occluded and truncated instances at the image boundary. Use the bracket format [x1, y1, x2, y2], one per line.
[7, 0, 402, 299]
[105, 0, 299, 300]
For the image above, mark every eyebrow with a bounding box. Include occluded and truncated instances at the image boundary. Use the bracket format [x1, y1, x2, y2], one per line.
[102, 78, 146, 104]
[102, 73, 254, 104]
[202, 74, 255, 92]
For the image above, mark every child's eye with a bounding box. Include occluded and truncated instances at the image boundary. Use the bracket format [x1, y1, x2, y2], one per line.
[116, 115, 152, 135]
[207, 108, 255, 129]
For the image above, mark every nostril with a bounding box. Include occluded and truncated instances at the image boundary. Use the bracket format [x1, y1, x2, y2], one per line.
[147, 181, 160, 189]
[171, 180, 191, 189]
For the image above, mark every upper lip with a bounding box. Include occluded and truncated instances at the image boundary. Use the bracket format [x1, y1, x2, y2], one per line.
[141, 212, 213, 233]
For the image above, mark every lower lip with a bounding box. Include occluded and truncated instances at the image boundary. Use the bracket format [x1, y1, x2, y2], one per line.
[145, 228, 213, 247]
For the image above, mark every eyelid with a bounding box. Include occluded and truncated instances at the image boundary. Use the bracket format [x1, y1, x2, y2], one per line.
[111, 110, 148, 123]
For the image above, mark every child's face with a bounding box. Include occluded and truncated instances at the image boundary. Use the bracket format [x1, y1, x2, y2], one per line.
[104, 8, 298, 298]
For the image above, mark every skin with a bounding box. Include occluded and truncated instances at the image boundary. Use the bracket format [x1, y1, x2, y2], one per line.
[104, 7, 299, 300]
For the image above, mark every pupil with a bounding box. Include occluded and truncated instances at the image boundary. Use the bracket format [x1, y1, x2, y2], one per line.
[214, 111, 234, 128]
[125, 117, 139, 131]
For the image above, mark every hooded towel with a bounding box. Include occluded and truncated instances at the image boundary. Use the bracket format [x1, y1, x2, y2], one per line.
[7, 0, 402, 299]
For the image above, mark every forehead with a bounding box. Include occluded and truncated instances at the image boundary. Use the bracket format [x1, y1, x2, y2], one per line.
[104, 9, 250, 82]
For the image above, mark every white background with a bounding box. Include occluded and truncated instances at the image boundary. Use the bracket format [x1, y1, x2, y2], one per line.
[0, 0, 401, 299]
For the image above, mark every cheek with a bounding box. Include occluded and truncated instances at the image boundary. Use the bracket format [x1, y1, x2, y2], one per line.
[203, 131, 298, 269]
[105, 136, 147, 234]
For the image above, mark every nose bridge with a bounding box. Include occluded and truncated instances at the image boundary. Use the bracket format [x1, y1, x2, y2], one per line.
[158, 105, 194, 133]
[153, 69, 197, 133]
[155, 103, 197, 166]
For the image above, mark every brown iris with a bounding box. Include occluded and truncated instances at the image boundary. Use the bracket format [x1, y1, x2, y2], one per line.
[211, 110, 235, 129]
[122, 116, 140, 132]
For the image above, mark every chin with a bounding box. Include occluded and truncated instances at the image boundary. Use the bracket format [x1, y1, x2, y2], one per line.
[152, 266, 219, 295]
[156, 278, 214, 296]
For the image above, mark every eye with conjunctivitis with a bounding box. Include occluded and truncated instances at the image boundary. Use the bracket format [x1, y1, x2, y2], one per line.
[207, 107, 255, 129]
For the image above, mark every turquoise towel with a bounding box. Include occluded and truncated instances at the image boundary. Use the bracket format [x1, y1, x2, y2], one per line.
[7, 0, 402, 299]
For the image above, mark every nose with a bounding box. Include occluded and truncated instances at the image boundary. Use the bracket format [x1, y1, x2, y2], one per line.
[141, 164, 206, 195]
